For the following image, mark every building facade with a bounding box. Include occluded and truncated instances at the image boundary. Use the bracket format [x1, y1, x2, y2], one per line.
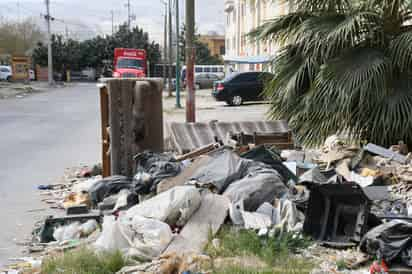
[224, 0, 290, 72]
[199, 34, 226, 57]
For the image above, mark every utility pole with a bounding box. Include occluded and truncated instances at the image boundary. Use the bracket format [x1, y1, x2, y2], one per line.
[175, 0, 181, 108]
[162, 1, 167, 89]
[111, 10, 114, 36]
[167, 0, 173, 97]
[126, 0, 131, 31]
[45, 0, 53, 86]
[185, 0, 195, 122]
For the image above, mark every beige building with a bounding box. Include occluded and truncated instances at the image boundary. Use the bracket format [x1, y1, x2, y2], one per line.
[224, 0, 290, 72]
[199, 34, 225, 57]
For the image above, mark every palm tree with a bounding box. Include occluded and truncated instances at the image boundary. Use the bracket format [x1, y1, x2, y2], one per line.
[251, 0, 412, 147]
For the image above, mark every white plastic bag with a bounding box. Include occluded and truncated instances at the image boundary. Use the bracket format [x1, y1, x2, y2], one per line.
[125, 186, 201, 226]
[80, 219, 98, 236]
[94, 215, 173, 261]
[120, 215, 173, 260]
[53, 222, 81, 242]
[94, 216, 130, 252]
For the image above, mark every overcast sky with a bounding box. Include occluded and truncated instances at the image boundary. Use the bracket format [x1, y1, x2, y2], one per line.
[1, 0, 225, 43]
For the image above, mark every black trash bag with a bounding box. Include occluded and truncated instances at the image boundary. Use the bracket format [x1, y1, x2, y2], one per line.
[89, 175, 132, 206]
[189, 148, 246, 193]
[223, 160, 288, 211]
[360, 220, 412, 266]
[241, 145, 298, 183]
[134, 151, 183, 194]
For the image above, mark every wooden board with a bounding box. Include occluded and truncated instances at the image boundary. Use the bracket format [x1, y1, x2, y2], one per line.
[156, 156, 211, 194]
[163, 193, 229, 254]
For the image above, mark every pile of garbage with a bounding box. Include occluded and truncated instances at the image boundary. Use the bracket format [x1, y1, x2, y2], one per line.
[10, 135, 412, 273]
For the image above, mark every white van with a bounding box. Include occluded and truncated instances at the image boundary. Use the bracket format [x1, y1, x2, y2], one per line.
[181, 65, 224, 82]
[0, 65, 12, 81]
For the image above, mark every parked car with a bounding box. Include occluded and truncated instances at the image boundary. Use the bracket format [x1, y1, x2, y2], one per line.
[195, 73, 220, 89]
[0, 65, 12, 81]
[212, 71, 273, 106]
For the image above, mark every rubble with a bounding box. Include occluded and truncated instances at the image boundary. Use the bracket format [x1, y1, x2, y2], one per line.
[15, 129, 412, 274]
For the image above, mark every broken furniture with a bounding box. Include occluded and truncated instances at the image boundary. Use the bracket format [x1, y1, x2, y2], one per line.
[303, 183, 371, 246]
[99, 78, 164, 177]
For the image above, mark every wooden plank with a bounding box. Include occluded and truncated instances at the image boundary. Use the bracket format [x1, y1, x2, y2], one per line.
[107, 79, 122, 175]
[163, 193, 229, 254]
[99, 86, 111, 177]
[156, 156, 211, 194]
[120, 79, 135, 177]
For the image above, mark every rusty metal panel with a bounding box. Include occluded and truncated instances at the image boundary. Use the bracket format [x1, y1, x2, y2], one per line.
[168, 120, 290, 154]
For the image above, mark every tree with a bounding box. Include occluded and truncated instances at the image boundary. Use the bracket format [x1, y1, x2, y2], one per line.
[0, 18, 44, 56]
[251, 0, 412, 147]
[179, 25, 223, 65]
[32, 23, 161, 74]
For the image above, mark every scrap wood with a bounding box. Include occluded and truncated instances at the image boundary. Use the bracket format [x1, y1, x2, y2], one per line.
[156, 156, 211, 194]
[163, 193, 230, 254]
[175, 143, 220, 161]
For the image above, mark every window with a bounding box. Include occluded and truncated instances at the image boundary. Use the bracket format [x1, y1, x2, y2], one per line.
[218, 67, 224, 72]
[195, 67, 202, 73]
[238, 73, 258, 82]
[220, 45, 225, 55]
[116, 58, 144, 69]
[204, 67, 211, 72]
[0, 68, 10, 72]
[211, 67, 218, 73]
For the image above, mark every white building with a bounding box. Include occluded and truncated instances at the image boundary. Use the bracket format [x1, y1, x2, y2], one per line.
[224, 0, 290, 72]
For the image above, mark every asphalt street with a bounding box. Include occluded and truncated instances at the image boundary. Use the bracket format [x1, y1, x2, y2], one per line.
[0, 83, 101, 265]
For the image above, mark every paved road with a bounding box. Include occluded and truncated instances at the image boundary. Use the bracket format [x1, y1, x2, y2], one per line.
[0, 83, 101, 265]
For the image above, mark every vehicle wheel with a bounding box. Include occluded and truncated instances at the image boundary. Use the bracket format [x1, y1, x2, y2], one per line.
[6, 76, 11, 82]
[228, 95, 243, 106]
[195, 83, 201, 90]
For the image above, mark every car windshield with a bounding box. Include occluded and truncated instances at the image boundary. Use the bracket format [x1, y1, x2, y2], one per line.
[117, 58, 144, 69]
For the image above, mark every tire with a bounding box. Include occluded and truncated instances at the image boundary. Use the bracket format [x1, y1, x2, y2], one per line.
[195, 83, 201, 90]
[227, 95, 243, 106]
[6, 76, 11, 82]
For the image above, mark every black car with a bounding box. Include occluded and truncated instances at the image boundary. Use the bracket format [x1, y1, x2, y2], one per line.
[212, 71, 273, 106]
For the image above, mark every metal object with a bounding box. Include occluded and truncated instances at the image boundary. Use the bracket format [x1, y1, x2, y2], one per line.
[168, 120, 290, 154]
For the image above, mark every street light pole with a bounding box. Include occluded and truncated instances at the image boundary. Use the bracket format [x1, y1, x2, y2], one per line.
[175, 0, 181, 108]
[185, 0, 195, 122]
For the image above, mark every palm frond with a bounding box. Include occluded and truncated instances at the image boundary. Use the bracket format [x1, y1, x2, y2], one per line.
[248, 12, 314, 45]
[389, 31, 412, 72]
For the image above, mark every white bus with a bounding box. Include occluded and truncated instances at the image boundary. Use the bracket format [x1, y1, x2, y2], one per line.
[181, 65, 225, 81]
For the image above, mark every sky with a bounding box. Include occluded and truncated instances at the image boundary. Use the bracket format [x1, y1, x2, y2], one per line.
[1, 0, 225, 44]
